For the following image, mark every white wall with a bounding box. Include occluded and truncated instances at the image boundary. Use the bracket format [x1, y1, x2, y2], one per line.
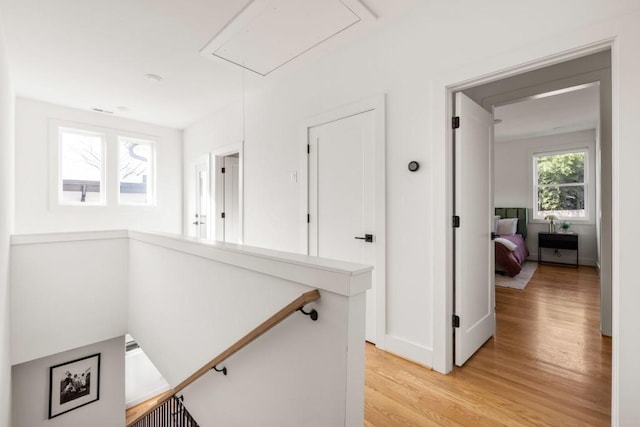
[183, 1, 640, 422]
[182, 291, 365, 427]
[11, 336, 124, 427]
[0, 10, 13, 427]
[10, 232, 129, 365]
[14, 98, 183, 234]
[612, 13, 640, 424]
[184, 0, 640, 370]
[495, 130, 598, 266]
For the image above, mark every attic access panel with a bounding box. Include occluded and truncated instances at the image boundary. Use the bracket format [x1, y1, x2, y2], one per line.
[201, 0, 375, 76]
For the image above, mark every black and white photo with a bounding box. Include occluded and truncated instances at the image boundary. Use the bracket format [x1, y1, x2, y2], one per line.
[49, 353, 100, 419]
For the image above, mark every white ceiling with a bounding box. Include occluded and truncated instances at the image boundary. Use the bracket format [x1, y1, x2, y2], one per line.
[494, 84, 600, 143]
[0, 0, 417, 129]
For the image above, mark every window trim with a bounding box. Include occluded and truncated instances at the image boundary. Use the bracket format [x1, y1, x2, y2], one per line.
[53, 125, 108, 207]
[532, 146, 590, 221]
[49, 120, 159, 210]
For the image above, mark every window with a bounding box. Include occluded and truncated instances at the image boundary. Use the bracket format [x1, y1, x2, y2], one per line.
[533, 148, 587, 220]
[118, 137, 155, 205]
[51, 121, 159, 208]
[59, 127, 106, 205]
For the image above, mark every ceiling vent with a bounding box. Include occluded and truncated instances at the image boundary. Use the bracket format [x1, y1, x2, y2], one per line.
[200, 0, 376, 76]
[91, 107, 114, 115]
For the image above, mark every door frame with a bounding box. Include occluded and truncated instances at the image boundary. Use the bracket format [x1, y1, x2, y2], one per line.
[213, 142, 244, 243]
[431, 38, 617, 376]
[300, 94, 387, 349]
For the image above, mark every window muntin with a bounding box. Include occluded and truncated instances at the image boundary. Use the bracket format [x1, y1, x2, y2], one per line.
[59, 127, 106, 205]
[533, 149, 587, 220]
[118, 137, 155, 205]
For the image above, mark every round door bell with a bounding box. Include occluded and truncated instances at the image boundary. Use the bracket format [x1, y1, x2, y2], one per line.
[408, 161, 420, 172]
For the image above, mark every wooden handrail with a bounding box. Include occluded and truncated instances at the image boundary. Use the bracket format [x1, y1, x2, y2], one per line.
[126, 289, 321, 427]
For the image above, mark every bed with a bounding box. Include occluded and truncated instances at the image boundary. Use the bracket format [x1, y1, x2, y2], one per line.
[494, 207, 529, 277]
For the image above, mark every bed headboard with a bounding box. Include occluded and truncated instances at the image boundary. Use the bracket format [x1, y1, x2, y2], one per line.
[495, 207, 529, 239]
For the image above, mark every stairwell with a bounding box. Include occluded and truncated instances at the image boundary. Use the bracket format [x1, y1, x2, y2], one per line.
[10, 230, 372, 426]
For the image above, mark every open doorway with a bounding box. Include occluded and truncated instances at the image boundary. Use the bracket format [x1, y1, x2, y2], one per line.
[454, 50, 612, 364]
[450, 49, 612, 420]
[187, 144, 244, 243]
[190, 154, 212, 240]
[213, 145, 243, 244]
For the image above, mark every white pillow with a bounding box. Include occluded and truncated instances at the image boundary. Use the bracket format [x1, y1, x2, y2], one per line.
[496, 218, 518, 235]
[492, 215, 501, 233]
[495, 237, 517, 251]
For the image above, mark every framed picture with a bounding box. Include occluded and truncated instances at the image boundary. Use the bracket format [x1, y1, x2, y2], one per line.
[48, 353, 101, 419]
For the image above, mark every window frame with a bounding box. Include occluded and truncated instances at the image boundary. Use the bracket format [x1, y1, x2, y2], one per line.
[56, 125, 107, 207]
[117, 136, 157, 206]
[49, 120, 159, 210]
[532, 146, 590, 221]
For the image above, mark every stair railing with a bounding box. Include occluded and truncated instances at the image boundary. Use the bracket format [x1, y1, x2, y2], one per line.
[129, 395, 198, 427]
[126, 289, 321, 427]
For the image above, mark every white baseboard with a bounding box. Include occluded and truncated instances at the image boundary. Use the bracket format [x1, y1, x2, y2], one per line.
[384, 335, 433, 368]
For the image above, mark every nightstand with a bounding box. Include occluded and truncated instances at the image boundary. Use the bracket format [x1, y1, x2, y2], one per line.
[538, 232, 579, 267]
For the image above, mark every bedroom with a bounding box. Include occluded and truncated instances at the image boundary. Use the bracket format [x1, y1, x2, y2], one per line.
[492, 82, 599, 282]
[483, 51, 609, 300]
[458, 49, 610, 297]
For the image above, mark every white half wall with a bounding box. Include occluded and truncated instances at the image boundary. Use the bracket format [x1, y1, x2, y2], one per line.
[14, 98, 183, 234]
[182, 291, 366, 427]
[0, 10, 14, 427]
[10, 231, 129, 365]
[127, 231, 371, 427]
[495, 130, 598, 266]
[11, 229, 372, 426]
[11, 336, 124, 427]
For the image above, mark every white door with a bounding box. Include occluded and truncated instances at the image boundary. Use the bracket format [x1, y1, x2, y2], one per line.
[223, 156, 241, 243]
[193, 156, 211, 239]
[308, 110, 377, 343]
[454, 92, 495, 366]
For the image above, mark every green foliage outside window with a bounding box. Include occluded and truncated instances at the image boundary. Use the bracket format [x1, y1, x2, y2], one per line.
[536, 151, 585, 215]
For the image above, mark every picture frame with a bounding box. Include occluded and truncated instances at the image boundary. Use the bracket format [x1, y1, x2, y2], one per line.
[48, 353, 101, 419]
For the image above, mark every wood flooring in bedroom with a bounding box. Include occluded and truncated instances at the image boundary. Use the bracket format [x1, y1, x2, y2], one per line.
[365, 264, 611, 426]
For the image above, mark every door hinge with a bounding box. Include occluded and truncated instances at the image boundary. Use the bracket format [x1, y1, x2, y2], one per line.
[221, 167, 226, 173]
[307, 144, 310, 154]
[452, 315, 460, 328]
[307, 214, 310, 223]
[452, 215, 460, 228]
[452, 116, 460, 129]
[221, 212, 225, 219]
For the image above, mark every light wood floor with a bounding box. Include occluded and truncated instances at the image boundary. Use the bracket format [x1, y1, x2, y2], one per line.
[127, 265, 610, 426]
[365, 264, 611, 426]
